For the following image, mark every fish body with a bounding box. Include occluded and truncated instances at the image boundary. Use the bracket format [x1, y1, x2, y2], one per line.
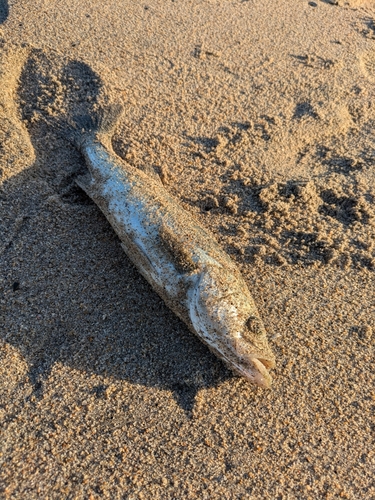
[62, 105, 276, 387]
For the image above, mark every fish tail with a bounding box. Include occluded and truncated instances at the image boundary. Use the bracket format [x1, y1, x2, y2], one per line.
[96, 102, 124, 136]
[57, 103, 124, 149]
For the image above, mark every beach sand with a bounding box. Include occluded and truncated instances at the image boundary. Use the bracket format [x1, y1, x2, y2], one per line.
[0, 0, 374, 498]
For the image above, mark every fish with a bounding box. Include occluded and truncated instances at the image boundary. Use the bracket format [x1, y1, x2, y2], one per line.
[58, 104, 276, 387]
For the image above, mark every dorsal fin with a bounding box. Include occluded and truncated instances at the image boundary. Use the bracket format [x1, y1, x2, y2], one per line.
[159, 222, 198, 273]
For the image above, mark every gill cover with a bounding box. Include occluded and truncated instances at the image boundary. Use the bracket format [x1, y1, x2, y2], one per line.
[188, 264, 275, 387]
[189, 266, 247, 343]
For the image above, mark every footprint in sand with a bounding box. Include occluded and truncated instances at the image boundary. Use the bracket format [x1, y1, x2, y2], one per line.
[359, 49, 375, 81]
[0, 41, 35, 180]
[327, 0, 373, 6]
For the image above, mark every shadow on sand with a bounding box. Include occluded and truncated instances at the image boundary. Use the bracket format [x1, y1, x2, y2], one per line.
[0, 0, 8, 24]
[0, 49, 233, 417]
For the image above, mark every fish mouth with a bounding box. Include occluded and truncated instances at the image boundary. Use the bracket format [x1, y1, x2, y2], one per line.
[231, 338, 276, 388]
[235, 356, 275, 389]
[255, 357, 276, 370]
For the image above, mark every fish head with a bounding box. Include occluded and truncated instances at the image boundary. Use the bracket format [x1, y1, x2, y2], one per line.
[189, 266, 276, 388]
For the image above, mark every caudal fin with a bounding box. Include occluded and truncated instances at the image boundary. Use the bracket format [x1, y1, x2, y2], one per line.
[56, 103, 124, 149]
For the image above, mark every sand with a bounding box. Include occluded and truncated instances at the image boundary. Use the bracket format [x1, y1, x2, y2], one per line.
[0, 0, 374, 498]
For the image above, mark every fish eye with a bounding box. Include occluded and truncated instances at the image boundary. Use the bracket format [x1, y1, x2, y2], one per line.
[244, 315, 264, 337]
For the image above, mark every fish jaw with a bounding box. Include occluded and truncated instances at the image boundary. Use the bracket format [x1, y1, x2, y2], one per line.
[227, 351, 274, 388]
[214, 340, 274, 388]
[247, 358, 273, 388]
[229, 335, 276, 388]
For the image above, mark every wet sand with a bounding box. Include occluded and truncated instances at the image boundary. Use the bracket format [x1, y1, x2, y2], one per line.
[0, 0, 374, 498]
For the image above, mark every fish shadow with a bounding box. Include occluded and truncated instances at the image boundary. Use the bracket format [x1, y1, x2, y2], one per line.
[0, 0, 8, 24]
[0, 48, 233, 417]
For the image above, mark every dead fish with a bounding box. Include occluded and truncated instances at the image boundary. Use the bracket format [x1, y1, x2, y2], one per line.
[58, 104, 276, 387]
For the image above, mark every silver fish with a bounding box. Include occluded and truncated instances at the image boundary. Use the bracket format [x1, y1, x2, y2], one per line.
[60, 104, 276, 387]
